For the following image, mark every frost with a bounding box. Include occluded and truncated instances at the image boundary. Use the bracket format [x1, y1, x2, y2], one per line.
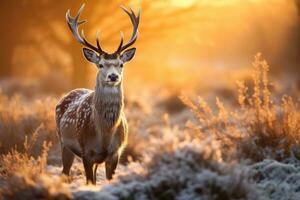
[250, 159, 300, 200]
[73, 138, 259, 200]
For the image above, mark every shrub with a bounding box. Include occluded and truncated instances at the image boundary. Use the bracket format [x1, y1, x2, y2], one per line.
[0, 134, 71, 200]
[181, 53, 300, 162]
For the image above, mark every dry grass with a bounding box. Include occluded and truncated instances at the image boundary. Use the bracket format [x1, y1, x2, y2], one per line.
[0, 92, 57, 156]
[181, 53, 300, 162]
[0, 131, 71, 200]
[0, 92, 72, 199]
[0, 129, 51, 178]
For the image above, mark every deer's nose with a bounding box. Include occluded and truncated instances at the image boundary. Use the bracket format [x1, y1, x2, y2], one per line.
[108, 74, 119, 82]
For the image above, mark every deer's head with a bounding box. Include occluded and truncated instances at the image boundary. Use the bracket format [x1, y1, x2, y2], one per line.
[66, 4, 140, 86]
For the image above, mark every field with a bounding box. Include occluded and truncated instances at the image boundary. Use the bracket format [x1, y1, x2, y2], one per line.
[0, 1, 300, 200]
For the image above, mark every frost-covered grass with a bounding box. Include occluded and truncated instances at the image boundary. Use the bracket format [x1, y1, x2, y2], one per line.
[250, 159, 300, 200]
[74, 137, 258, 200]
[0, 54, 299, 199]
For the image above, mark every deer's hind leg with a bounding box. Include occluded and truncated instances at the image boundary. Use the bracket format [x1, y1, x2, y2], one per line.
[83, 157, 94, 184]
[105, 153, 119, 180]
[62, 146, 75, 176]
[93, 164, 98, 184]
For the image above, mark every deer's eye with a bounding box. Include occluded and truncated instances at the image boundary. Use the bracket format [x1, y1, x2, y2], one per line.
[120, 63, 123, 68]
[99, 64, 104, 68]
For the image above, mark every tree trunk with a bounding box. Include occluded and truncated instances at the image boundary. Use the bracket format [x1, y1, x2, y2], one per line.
[0, 7, 18, 78]
[0, 44, 14, 77]
[0, 21, 20, 77]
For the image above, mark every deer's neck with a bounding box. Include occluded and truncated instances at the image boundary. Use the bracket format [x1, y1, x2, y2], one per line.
[93, 76, 124, 131]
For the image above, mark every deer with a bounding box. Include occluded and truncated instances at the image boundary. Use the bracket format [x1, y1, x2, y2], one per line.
[55, 4, 140, 184]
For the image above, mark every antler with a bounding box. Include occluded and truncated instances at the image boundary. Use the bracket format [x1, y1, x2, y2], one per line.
[66, 4, 103, 53]
[115, 7, 140, 54]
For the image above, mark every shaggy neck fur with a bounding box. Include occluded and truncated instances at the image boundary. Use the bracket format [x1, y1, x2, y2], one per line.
[93, 73, 124, 132]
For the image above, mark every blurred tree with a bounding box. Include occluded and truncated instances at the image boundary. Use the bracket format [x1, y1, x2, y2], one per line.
[0, 0, 124, 87]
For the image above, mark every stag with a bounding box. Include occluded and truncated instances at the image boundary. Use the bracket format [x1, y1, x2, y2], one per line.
[55, 4, 140, 184]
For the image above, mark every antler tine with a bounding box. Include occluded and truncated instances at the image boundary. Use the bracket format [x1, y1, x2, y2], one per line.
[66, 4, 102, 53]
[115, 6, 140, 53]
[75, 3, 84, 21]
[96, 31, 103, 52]
[137, 8, 141, 25]
[116, 31, 124, 53]
[130, 7, 141, 26]
[81, 30, 99, 52]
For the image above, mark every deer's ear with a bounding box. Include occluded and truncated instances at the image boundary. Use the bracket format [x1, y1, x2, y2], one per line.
[120, 48, 136, 63]
[83, 48, 99, 63]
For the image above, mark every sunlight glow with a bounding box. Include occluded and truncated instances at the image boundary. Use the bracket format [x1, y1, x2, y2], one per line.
[169, 0, 196, 7]
[170, 0, 264, 7]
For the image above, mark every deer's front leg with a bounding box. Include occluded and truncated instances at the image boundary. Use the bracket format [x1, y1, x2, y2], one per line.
[83, 156, 94, 184]
[105, 153, 119, 180]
